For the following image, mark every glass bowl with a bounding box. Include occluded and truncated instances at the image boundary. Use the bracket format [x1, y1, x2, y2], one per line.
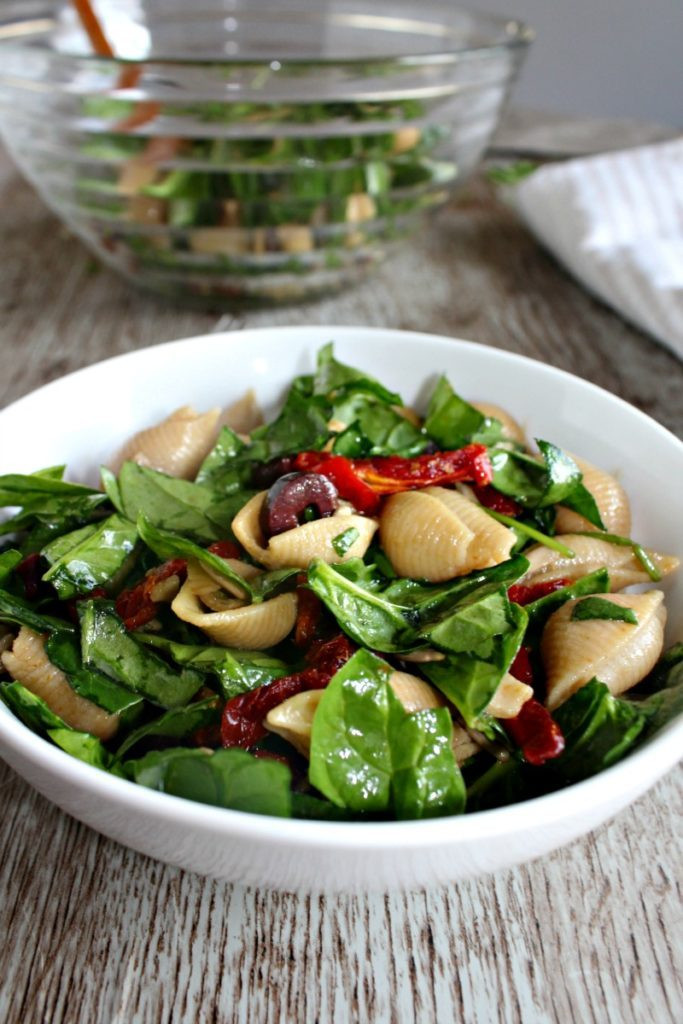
[0, 2, 532, 306]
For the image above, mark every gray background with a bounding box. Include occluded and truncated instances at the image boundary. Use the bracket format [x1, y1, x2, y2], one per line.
[468, 0, 683, 126]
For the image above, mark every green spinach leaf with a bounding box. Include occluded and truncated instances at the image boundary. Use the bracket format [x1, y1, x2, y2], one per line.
[116, 697, 221, 757]
[424, 376, 503, 449]
[571, 597, 637, 625]
[46, 631, 144, 717]
[116, 463, 225, 543]
[0, 589, 74, 633]
[41, 513, 139, 598]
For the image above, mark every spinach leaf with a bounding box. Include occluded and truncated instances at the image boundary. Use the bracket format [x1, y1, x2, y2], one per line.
[307, 558, 411, 651]
[249, 387, 331, 459]
[633, 644, 683, 736]
[552, 679, 648, 782]
[313, 342, 400, 406]
[491, 442, 605, 528]
[0, 471, 109, 537]
[136, 634, 288, 699]
[116, 463, 225, 543]
[571, 597, 637, 625]
[46, 631, 144, 717]
[523, 569, 610, 633]
[195, 426, 251, 491]
[41, 513, 139, 598]
[424, 376, 503, 449]
[80, 600, 204, 708]
[309, 649, 464, 818]
[47, 728, 119, 771]
[116, 697, 220, 757]
[291, 792, 360, 821]
[0, 588, 74, 633]
[331, 527, 360, 557]
[1, 680, 69, 732]
[332, 403, 428, 458]
[421, 601, 527, 730]
[0, 549, 22, 586]
[0, 470, 98, 507]
[99, 466, 124, 513]
[127, 747, 292, 817]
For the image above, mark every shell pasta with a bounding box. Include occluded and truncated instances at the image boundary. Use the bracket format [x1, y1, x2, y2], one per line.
[0, 343, 680, 822]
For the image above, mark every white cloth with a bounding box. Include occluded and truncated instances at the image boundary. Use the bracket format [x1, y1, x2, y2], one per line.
[511, 139, 683, 358]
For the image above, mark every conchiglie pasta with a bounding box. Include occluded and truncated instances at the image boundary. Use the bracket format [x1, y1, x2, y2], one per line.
[232, 491, 378, 570]
[380, 486, 516, 581]
[1, 627, 119, 740]
[486, 673, 533, 719]
[541, 591, 666, 710]
[219, 389, 263, 437]
[171, 562, 297, 649]
[110, 405, 220, 479]
[265, 689, 323, 757]
[519, 535, 679, 591]
[555, 456, 631, 535]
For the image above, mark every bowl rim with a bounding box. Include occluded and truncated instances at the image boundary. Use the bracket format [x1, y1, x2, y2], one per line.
[0, 5, 534, 68]
[0, 324, 681, 852]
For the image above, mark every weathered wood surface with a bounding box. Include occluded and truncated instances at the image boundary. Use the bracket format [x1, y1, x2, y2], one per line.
[0, 118, 681, 1024]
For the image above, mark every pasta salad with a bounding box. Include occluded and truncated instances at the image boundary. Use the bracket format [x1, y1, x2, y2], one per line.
[0, 344, 681, 821]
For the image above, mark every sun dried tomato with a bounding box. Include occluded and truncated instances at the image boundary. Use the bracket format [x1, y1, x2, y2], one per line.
[115, 558, 187, 630]
[294, 445, 492, 512]
[472, 484, 522, 517]
[354, 445, 492, 492]
[220, 632, 355, 749]
[504, 699, 565, 766]
[15, 553, 49, 601]
[294, 588, 323, 648]
[509, 645, 534, 686]
[206, 539, 242, 560]
[507, 578, 573, 606]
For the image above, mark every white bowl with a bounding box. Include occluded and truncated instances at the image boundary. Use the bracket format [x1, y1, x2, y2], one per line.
[0, 326, 681, 892]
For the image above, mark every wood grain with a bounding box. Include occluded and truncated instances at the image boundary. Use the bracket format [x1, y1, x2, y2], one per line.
[0, 125, 681, 1024]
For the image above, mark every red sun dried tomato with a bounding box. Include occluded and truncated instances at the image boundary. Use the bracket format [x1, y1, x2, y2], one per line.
[294, 445, 492, 513]
[15, 553, 49, 601]
[472, 484, 522, 517]
[293, 588, 323, 649]
[115, 558, 188, 630]
[206, 539, 242, 560]
[505, 699, 565, 766]
[220, 633, 355, 749]
[507, 578, 573, 606]
[509, 645, 534, 686]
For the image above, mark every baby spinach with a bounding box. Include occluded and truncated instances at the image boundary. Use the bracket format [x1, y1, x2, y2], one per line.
[571, 597, 637, 625]
[312, 342, 400, 406]
[491, 442, 604, 528]
[331, 527, 360, 557]
[136, 635, 289, 700]
[573, 530, 662, 582]
[249, 387, 331, 460]
[309, 649, 464, 818]
[116, 463, 226, 543]
[0, 589, 75, 633]
[0, 470, 109, 538]
[523, 569, 610, 633]
[80, 600, 204, 708]
[195, 426, 252, 492]
[552, 679, 648, 782]
[48, 728, 120, 772]
[116, 697, 221, 758]
[633, 644, 683, 736]
[41, 513, 139, 599]
[46, 631, 144, 717]
[127, 747, 292, 817]
[1, 680, 69, 733]
[0, 549, 21, 586]
[424, 376, 503, 449]
[331, 402, 428, 458]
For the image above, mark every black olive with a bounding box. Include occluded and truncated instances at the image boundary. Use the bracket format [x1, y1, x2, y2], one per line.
[250, 455, 297, 489]
[260, 472, 338, 539]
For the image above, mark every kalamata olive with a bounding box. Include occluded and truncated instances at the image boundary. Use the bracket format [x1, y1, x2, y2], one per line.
[250, 455, 297, 489]
[260, 472, 338, 538]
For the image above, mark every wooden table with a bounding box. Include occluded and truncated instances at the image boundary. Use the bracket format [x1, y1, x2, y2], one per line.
[0, 118, 681, 1024]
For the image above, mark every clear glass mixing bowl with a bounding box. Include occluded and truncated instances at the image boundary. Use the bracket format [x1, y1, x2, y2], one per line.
[0, 1, 532, 305]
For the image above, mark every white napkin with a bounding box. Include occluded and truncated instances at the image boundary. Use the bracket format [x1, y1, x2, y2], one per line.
[510, 139, 683, 358]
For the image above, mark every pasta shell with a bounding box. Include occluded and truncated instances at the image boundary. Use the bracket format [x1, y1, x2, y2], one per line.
[471, 402, 526, 444]
[388, 671, 446, 712]
[1, 627, 119, 740]
[542, 591, 666, 710]
[264, 689, 323, 757]
[232, 492, 378, 570]
[519, 535, 679, 591]
[171, 562, 297, 649]
[380, 487, 516, 581]
[486, 673, 533, 719]
[219, 389, 263, 436]
[555, 456, 631, 535]
[452, 724, 481, 766]
[110, 405, 220, 480]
